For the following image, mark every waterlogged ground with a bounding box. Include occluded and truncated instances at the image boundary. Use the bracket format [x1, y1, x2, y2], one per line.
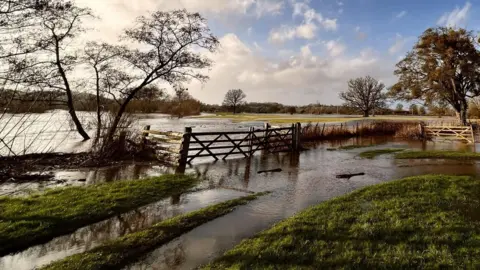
[2, 135, 480, 269]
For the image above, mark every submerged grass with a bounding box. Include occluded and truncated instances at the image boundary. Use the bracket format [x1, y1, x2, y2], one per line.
[41, 192, 269, 270]
[205, 175, 480, 269]
[396, 150, 480, 160]
[359, 148, 404, 159]
[0, 174, 198, 256]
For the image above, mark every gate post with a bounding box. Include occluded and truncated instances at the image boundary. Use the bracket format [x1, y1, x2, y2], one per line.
[176, 127, 192, 174]
[248, 127, 254, 156]
[263, 122, 270, 152]
[294, 122, 302, 151]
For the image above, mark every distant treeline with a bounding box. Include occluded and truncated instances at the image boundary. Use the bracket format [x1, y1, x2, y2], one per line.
[1, 89, 464, 117]
[201, 102, 409, 116]
[0, 89, 201, 117]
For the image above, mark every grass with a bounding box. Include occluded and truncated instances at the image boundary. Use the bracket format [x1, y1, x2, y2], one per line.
[338, 144, 378, 150]
[196, 113, 359, 124]
[195, 113, 446, 124]
[0, 174, 199, 256]
[395, 150, 480, 160]
[359, 148, 405, 159]
[204, 175, 480, 269]
[41, 192, 269, 270]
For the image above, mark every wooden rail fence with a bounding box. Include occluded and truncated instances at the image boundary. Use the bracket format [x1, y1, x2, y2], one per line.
[423, 125, 475, 143]
[142, 123, 302, 171]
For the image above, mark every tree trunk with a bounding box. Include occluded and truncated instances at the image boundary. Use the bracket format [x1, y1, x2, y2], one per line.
[105, 94, 135, 143]
[363, 110, 369, 117]
[233, 104, 236, 114]
[460, 102, 468, 126]
[66, 91, 90, 141]
[95, 66, 102, 142]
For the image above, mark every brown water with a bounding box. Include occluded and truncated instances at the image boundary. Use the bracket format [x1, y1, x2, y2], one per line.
[2, 136, 480, 269]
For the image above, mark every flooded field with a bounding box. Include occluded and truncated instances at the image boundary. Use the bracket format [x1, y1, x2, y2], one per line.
[2, 133, 480, 269]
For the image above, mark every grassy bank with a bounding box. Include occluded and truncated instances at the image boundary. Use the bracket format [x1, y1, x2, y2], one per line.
[41, 192, 269, 270]
[359, 148, 404, 158]
[196, 113, 444, 124]
[396, 150, 480, 160]
[0, 175, 198, 256]
[205, 175, 480, 269]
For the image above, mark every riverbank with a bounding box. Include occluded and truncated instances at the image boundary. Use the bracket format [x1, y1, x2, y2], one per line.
[205, 175, 480, 269]
[40, 192, 269, 270]
[0, 174, 198, 256]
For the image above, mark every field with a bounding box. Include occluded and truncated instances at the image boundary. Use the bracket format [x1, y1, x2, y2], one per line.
[195, 113, 455, 124]
[205, 175, 480, 269]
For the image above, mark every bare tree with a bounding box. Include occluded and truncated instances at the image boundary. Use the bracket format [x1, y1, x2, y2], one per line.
[223, 89, 246, 114]
[83, 42, 123, 140]
[1, 1, 94, 140]
[103, 9, 219, 142]
[339, 76, 386, 117]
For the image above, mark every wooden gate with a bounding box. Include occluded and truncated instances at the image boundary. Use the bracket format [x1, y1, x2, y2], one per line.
[423, 125, 475, 143]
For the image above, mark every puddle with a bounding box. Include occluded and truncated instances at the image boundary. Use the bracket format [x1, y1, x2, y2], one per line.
[0, 189, 249, 270]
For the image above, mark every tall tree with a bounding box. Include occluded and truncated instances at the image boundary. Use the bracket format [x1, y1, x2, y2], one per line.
[419, 106, 426, 115]
[104, 9, 219, 142]
[390, 27, 480, 125]
[395, 103, 404, 113]
[2, 1, 94, 140]
[339, 76, 386, 117]
[409, 104, 419, 115]
[223, 89, 246, 114]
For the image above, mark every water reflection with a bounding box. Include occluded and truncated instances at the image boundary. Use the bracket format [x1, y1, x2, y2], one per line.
[125, 139, 480, 270]
[0, 189, 249, 270]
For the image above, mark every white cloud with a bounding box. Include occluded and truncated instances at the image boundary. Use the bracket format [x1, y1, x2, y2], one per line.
[247, 27, 253, 36]
[337, 1, 344, 6]
[75, 0, 285, 43]
[325, 40, 346, 57]
[389, 34, 407, 55]
[437, 2, 471, 27]
[185, 34, 395, 105]
[268, 23, 318, 43]
[292, 0, 337, 30]
[396, 10, 407, 19]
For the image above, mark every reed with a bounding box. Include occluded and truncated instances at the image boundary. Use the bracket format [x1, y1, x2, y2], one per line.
[300, 121, 422, 142]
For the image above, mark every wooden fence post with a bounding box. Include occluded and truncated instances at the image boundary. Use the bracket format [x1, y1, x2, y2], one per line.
[294, 122, 302, 151]
[291, 124, 296, 151]
[264, 122, 270, 152]
[142, 125, 151, 150]
[176, 127, 192, 174]
[419, 123, 425, 139]
[248, 127, 254, 156]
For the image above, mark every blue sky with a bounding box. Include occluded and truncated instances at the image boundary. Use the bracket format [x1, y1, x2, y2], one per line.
[80, 0, 478, 105]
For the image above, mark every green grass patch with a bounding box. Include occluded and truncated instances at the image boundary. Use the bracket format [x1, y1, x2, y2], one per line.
[395, 150, 480, 160]
[41, 192, 269, 270]
[0, 174, 199, 256]
[205, 175, 480, 269]
[359, 148, 404, 159]
[338, 144, 379, 150]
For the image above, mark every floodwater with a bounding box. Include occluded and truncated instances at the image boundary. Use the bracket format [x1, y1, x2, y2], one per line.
[3, 135, 480, 269]
[0, 189, 250, 270]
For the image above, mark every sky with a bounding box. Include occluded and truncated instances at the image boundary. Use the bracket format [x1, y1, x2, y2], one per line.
[75, 0, 479, 106]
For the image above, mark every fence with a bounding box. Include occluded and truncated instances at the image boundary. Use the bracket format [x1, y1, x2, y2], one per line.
[142, 123, 302, 170]
[423, 125, 475, 143]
